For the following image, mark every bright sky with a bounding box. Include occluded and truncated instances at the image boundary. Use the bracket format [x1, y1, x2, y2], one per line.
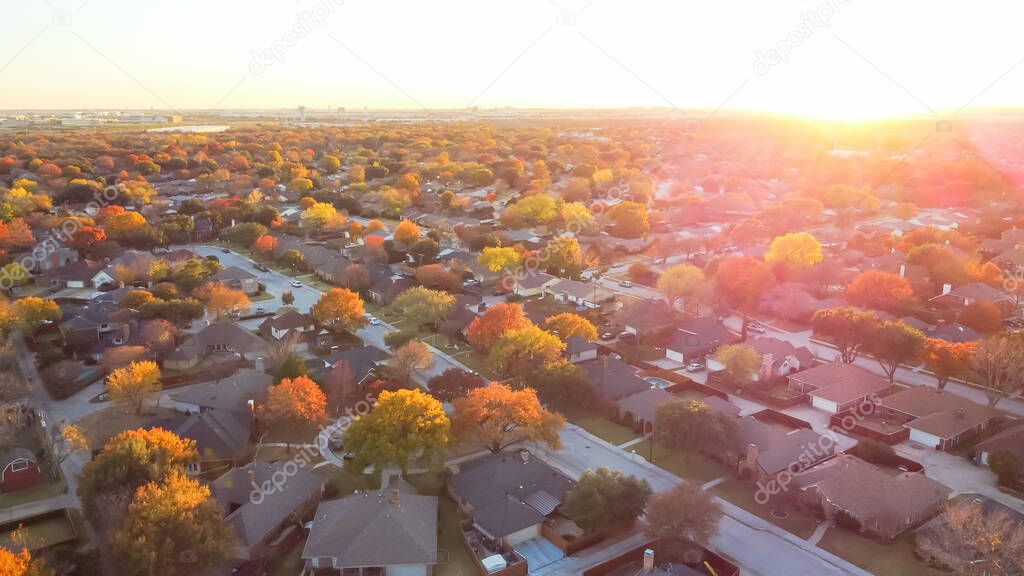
[2, 0, 1023, 119]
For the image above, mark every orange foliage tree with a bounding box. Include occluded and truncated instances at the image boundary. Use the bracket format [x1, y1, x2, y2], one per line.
[466, 302, 533, 352]
[266, 375, 327, 429]
[846, 271, 914, 313]
[451, 382, 564, 453]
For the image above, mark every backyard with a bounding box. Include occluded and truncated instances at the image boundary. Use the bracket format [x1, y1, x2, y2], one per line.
[816, 527, 949, 576]
[632, 440, 730, 484]
[711, 479, 821, 539]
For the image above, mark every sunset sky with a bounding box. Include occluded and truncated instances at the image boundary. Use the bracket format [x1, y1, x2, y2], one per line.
[3, 0, 1022, 118]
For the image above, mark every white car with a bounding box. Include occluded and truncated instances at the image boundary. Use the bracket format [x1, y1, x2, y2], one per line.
[619, 280, 633, 288]
[367, 316, 381, 326]
[685, 363, 705, 373]
[289, 280, 303, 287]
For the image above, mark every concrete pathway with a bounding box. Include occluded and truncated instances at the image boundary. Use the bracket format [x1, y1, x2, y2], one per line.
[807, 521, 831, 546]
[618, 435, 648, 449]
[701, 475, 729, 490]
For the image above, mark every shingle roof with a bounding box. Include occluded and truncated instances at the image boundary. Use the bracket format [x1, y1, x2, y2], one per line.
[879, 387, 1001, 440]
[737, 416, 835, 475]
[578, 356, 650, 400]
[789, 363, 890, 404]
[323, 345, 389, 384]
[174, 408, 250, 462]
[170, 368, 272, 411]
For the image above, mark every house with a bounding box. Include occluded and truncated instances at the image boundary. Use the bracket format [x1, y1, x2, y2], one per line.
[875, 387, 1004, 450]
[619, 299, 676, 340]
[212, 461, 325, 561]
[617, 388, 739, 434]
[258, 310, 325, 351]
[42, 259, 114, 289]
[929, 282, 1014, 315]
[578, 355, 651, 400]
[564, 336, 598, 363]
[312, 257, 354, 286]
[665, 317, 739, 363]
[58, 301, 133, 347]
[302, 477, 438, 575]
[0, 448, 41, 493]
[175, 408, 252, 473]
[368, 274, 417, 305]
[974, 422, 1024, 475]
[448, 449, 574, 547]
[320, 345, 390, 386]
[546, 278, 608, 308]
[745, 337, 816, 381]
[169, 368, 273, 414]
[789, 454, 950, 540]
[25, 245, 78, 273]
[164, 322, 270, 370]
[511, 272, 559, 298]
[735, 416, 836, 483]
[212, 266, 260, 295]
[787, 363, 891, 414]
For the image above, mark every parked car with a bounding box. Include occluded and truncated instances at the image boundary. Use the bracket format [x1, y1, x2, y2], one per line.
[367, 316, 381, 326]
[618, 330, 633, 340]
[685, 363, 705, 373]
[747, 321, 766, 333]
[221, 248, 231, 253]
[598, 332, 614, 341]
[289, 280, 303, 287]
[619, 280, 633, 288]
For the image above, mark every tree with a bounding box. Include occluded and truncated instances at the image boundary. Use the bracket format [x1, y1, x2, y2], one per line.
[545, 312, 598, 341]
[338, 263, 371, 292]
[916, 500, 1024, 575]
[466, 302, 532, 352]
[607, 201, 650, 238]
[301, 201, 336, 228]
[222, 222, 267, 246]
[715, 256, 775, 339]
[656, 399, 739, 455]
[253, 234, 278, 258]
[266, 376, 326, 430]
[846, 270, 914, 313]
[427, 368, 484, 402]
[0, 548, 50, 576]
[311, 288, 367, 334]
[280, 248, 305, 270]
[342, 389, 449, 472]
[477, 246, 520, 273]
[988, 450, 1021, 486]
[120, 290, 156, 310]
[503, 194, 557, 225]
[387, 340, 432, 383]
[959, 301, 1003, 334]
[532, 358, 596, 408]
[78, 427, 196, 525]
[644, 483, 723, 553]
[545, 236, 585, 278]
[451, 382, 564, 453]
[715, 343, 761, 386]
[281, 290, 295, 305]
[391, 286, 454, 328]
[921, 339, 975, 390]
[107, 361, 161, 414]
[195, 282, 250, 319]
[487, 324, 565, 379]
[657, 264, 705, 308]
[764, 232, 823, 270]
[111, 471, 235, 576]
[562, 468, 652, 533]
[811, 307, 880, 363]
[323, 361, 356, 416]
[415, 264, 460, 292]
[864, 320, 925, 383]
[970, 334, 1024, 406]
[393, 219, 421, 245]
[10, 297, 61, 331]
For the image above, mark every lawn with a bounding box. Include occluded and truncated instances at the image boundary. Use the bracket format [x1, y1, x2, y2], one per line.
[0, 481, 65, 508]
[817, 527, 949, 576]
[249, 291, 276, 302]
[632, 440, 729, 484]
[315, 468, 380, 499]
[0, 513, 77, 551]
[405, 472, 478, 576]
[711, 479, 821, 539]
[563, 407, 640, 446]
[76, 406, 185, 448]
[269, 543, 305, 576]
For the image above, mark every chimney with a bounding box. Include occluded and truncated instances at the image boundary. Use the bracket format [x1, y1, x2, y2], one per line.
[760, 353, 773, 379]
[247, 399, 256, 430]
[247, 467, 256, 489]
[942, 283, 952, 295]
[389, 488, 401, 507]
[518, 448, 531, 463]
[746, 443, 760, 467]
[898, 263, 906, 278]
[642, 549, 655, 572]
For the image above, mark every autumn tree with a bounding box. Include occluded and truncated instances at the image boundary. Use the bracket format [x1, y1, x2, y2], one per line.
[393, 219, 421, 245]
[120, 290, 155, 310]
[195, 282, 250, 319]
[0, 548, 50, 576]
[645, 483, 723, 557]
[846, 270, 914, 313]
[426, 368, 484, 402]
[390, 286, 454, 328]
[811, 307, 880, 363]
[265, 376, 327, 431]
[387, 340, 433, 383]
[764, 232, 823, 271]
[921, 339, 975, 390]
[970, 333, 1024, 406]
[342, 389, 449, 472]
[107, 361, 161, 414]
[323, 361, 355, 416]
[562, 468, 652, 533]
[311, 288, 367, 334]
[222, 222, 267, 246]
[989, 451, 1021, 486]
[487, 324, 565, 379]
[111, 471, 235, 576]
[253, 234, 278, 259]
[280, 248, 305, 270]
[916, 501, 1024, 575]
[607, 201, 650, 238]
[959, 300, 1003, 334]
[477, 246, 520, 273]
[545, 312, 598, 341]
[451, 383, 564, 453]
[9, 297, 61, 331]
[656, 264, 705, 308]
[466, 302, 533, 352]
[715, 343, 761, 386]
[532, 358, 596, 409]
[864, 320, 925, 383]
[714, 256, 775, 339]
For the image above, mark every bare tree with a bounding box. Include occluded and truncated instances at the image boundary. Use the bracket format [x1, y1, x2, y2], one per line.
[917, 501, 1024, 575]
[970, 334, 1024, 407]
[264, 331, 301, 373]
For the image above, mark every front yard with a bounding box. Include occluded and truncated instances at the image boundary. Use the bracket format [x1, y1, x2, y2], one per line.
[711, 479, 821, 539]
[816, 528, 948, 576]
[632, 440, 729, 484]
[563, 407, 640, 446]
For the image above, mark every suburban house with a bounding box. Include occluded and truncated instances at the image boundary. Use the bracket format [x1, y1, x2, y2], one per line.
[619, 299, 677, 340]
[368, 274, 417, 305]
[24, 245, 78, 273]
[0, 448, 41, 493]
[164, 322, 270, 370]
[789, 454, 950, 540]
[665, 317, 739, 363]
[744, 337, 816, 381]
[874, 387, 1004, 450]
[929, 282, 1015, 316]
[974, 422, 1024, 476]
[212, 461, 325, 562]
[318, 345, 390, 386]
[577, 355, 651, 400]
[258, 310, 326, 351]
[212, 265, 260, 295]
[302, 477, 438, 575]
[511, 272, 559, 298]
[787, 363, 891, 414]
[58, 301, 133, 347]
[546, 278, 609, 308]
[617, 388, 740, 434]
[448, 449, 573, 548]
[735, 416, 836, 483]
[312, 257, 354, 286]
[175, 408, 253, 474]
[169, 368, 273, 414]
[563, 336, 598, 364]
[42, 259, 115, 290]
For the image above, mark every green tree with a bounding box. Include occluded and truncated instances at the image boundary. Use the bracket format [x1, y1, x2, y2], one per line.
[487, 324, 565, 379]
[655, 399, 738, 455]
[343, 389, 450, 472]
[390, 286, 454, 328]
[811, 307, 880, 364]
[562, 468, 652, 533]
[864, 320, 925, 383]
[989, 450, 1021, 486]
[715, 343, 761, 387]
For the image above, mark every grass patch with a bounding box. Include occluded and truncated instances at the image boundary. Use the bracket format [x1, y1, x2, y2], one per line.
[817, 527, 948, 576]
[0, 481, 65, 509]
[0, 512, 77, 551]
[75, 406, 185, 448]
[269, 543, 305, 576]
[249, 291, 276, 302]
[631, 440, 729, 484]
[405, 472, 477, 576]
[563, 407, 640, 446]
[711, 479, 820, 539]
[316, 468, 380, 500]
